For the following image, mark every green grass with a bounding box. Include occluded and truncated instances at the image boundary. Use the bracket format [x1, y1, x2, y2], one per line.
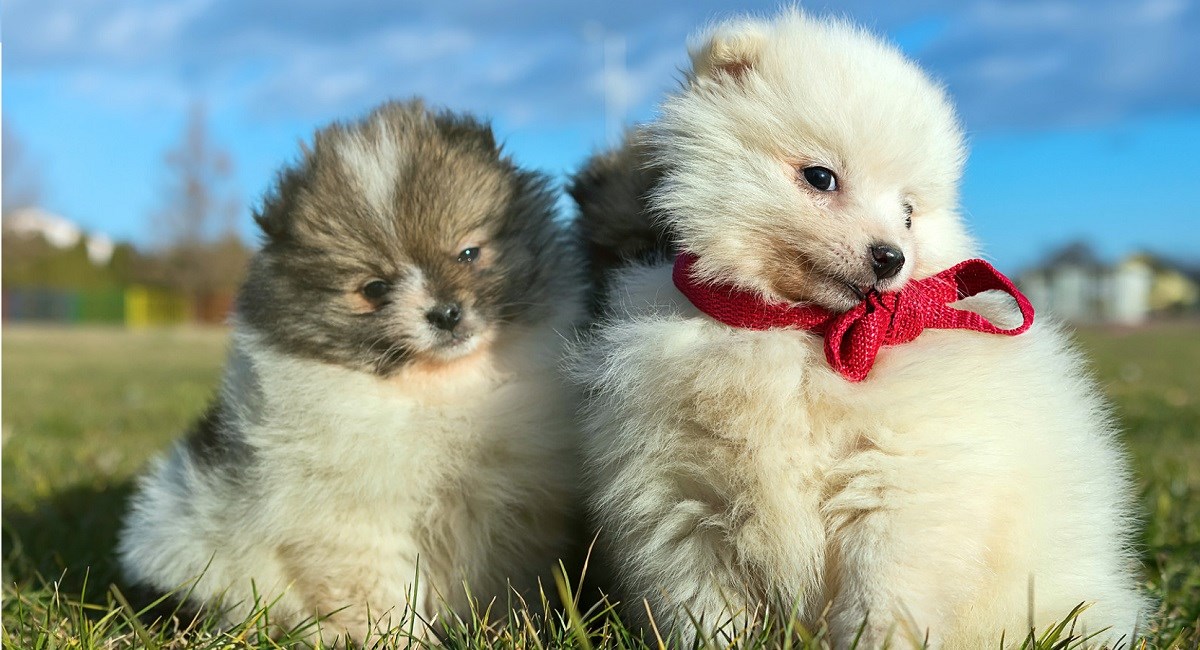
[1074, 323, 1200, 648]
[3, 323, 1198, 648]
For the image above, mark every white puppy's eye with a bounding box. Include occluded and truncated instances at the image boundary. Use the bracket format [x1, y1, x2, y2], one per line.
[457, 247, 481, 264]
[903, 202, 914, 229]
[361, 279, 390, 300]
[801, 166, 838, 191]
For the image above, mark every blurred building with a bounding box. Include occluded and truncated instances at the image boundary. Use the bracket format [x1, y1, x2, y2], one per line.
[4, 206, 114, 264]
[1018, 243, 1200, 325]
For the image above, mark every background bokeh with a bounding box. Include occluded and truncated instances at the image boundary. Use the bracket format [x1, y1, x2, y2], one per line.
[4, 0, 1199, 272]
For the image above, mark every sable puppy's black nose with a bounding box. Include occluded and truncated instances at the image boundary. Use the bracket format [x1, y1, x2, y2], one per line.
[426, 303, 462, 331]
[869, 245, 905, 280]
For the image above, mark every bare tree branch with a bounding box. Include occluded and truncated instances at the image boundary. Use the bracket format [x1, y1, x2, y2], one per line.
[2, 120, 44, 216]
[149, 101, 250, 294]
[153, 101, 240, 246]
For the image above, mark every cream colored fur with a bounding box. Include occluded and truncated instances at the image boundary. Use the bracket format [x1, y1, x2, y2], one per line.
[574, 10, 1149, 648]
[119, 309, 581, 645]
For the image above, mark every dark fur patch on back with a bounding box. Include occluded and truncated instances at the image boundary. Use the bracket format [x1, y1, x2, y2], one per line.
[184, 400, 250, 473]
[568, 129, 676, 315]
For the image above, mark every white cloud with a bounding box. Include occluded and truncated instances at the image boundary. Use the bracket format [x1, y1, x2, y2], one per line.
[6, 0, 1198, 133]
[376, 26, 474, 62]
[971, 51, 1066, 85]
[1137, 0, 1187, 22]
[37, 9, 81, 50]
[920, 0, 1200, 130]
[93, 0, 213, 60]
[310, 70, 373, 106]
[66, 69, 194, 113]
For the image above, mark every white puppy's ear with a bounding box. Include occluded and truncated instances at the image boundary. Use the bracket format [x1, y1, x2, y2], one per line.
[690, 23, 767, 83]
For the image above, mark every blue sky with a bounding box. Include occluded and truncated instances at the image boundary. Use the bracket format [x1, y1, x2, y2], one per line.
[4, 0, 1199, 272]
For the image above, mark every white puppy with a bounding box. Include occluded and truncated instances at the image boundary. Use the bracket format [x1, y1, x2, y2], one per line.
[573, 11, 1149, 648]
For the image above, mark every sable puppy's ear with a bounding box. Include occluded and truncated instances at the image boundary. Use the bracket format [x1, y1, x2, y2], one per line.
[433, 111, 498, 155]
[296, 136, 313, 159]
[690, 22, 768, 83]
[254, 165, 304, 242]
[254, 131, 325, 242]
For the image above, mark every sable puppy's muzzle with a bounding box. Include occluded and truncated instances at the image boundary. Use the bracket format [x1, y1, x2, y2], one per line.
[426, 302, 463, 332]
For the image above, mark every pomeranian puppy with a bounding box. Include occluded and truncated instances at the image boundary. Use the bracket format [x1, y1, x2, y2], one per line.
[573, 11, 1149, 648]
[119, 100, 585, 645]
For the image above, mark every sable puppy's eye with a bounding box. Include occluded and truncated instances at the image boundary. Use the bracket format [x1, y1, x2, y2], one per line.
[457, 247, 481, 264]
[801, 166, 838, 191]
[361, 279, 390, 299]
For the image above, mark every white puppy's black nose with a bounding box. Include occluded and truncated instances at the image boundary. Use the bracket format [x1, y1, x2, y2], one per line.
[869, 245, 905, 280]
[426, 303, 462, 331]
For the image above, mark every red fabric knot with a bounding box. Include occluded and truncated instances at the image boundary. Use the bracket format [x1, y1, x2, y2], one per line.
[672, 252, 1035, 382]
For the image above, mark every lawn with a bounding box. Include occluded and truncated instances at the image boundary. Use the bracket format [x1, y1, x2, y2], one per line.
[2, 323, 1198, 648]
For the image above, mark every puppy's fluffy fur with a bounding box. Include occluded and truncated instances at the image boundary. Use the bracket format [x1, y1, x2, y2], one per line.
[573, 11, 1149, 647]
[119, 101, 585, 644]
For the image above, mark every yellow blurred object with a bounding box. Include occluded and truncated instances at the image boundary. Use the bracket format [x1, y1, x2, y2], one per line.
[1123, 253, 1200, 313]
[124, 285, 190, 327]
[1150, 269, 1199, 312]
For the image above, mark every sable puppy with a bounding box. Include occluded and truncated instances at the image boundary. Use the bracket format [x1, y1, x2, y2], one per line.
[573, 10, 1149, 648]
[119, 100, 585, 645]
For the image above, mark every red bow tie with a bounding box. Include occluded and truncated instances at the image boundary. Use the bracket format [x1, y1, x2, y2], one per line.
[672, 252, 1034, 382]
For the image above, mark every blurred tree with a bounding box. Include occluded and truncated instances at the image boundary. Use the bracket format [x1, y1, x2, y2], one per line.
[154, 102, 239, 245]
[2, 120, 44, 216]
[1, 106, 251, 301]
[1, 231, 120, 290]
[150, 102, 250, 294]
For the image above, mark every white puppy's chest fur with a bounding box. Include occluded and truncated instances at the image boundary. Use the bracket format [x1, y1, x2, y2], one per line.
[581, 263, 1148, 646]
[121, 320, 578, 639]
